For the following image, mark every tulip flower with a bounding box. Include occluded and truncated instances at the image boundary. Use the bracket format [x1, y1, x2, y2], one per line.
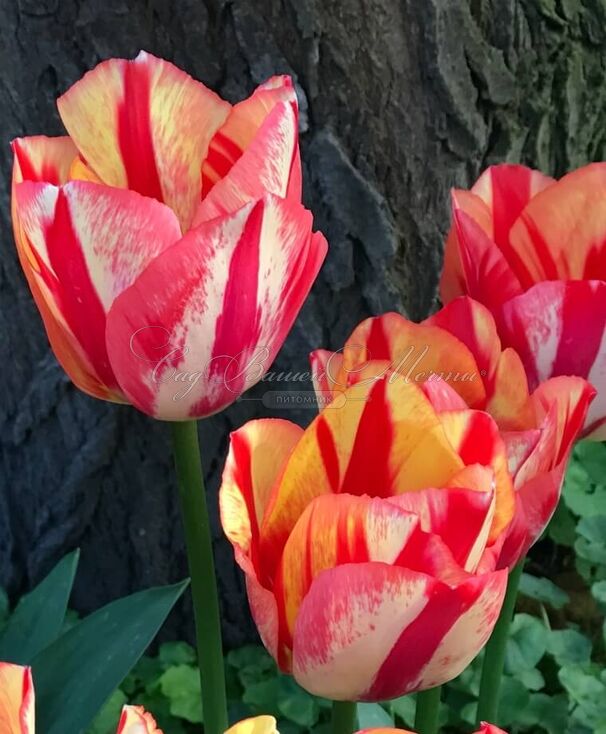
[311, 297, 594, 569]
[440, 163, 606, 439]
[0, 662, 159, 733]
[220, 371, 512, 701]
[11, 51, 327, 420]
[225, 715, 507, 734]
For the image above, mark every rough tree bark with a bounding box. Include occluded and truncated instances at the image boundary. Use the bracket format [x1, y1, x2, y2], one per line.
[1, 0, 605, 646]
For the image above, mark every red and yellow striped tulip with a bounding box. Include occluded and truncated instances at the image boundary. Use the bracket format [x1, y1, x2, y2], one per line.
[220, 374, 513, 701]
[11, 52, 327, 420]
[0, 662, 160, 733]
[440, 163, 606, 439]
[310, 297, 594, 569]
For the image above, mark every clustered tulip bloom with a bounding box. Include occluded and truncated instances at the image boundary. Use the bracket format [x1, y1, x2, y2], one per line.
[221, 374, 515, 701]
[226, 717, 506, 734]
[441, 164, 606, 439]
[311, 296, 594, 568]
[0, 662, 159, 733]
[11, 51, 327, 420]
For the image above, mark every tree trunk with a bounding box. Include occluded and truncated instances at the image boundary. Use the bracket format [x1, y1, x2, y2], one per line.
[1, 0, 604, 647]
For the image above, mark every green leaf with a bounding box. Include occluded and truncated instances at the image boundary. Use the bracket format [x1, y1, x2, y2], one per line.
[0, 550, 79, 664]
[547, 501, 578, 547]
[0, 588, 9, 624]
[574, 442, 606, 485]
[277, 677, 320, 728]
[158, 664, 203, 723]
[356, 703, 394, 728]
[227, 645, 273, 670]
[563, 458, 606, 519]
[242, 678, 281, 716]
[559, 665, 606, 727]
[519, 573, 570, 609]
[593, 580, 606, 605]
[518, 693, 569, 734]
[126, 654, 164, 693]
[505, 613, 548, 673]
[518, 667, 545, 691]
[498, 676, 531, 727]
[33, 579, 188, 734]
[389, 695, 415, 727]
[158, 641, 196, 668]
[547, 629, 593, 666]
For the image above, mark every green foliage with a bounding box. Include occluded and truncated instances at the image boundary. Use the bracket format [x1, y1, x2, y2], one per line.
[0, 552, 187, 734]
[0, 550, 79, 664]
[34, 580, 189, 734]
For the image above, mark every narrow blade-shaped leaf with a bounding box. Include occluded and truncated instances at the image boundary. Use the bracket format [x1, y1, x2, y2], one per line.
[33, 579, 188, 734]
[0, 549, 80, 663]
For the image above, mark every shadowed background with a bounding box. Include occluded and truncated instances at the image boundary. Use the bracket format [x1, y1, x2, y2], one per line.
[1, 0, 605, 646]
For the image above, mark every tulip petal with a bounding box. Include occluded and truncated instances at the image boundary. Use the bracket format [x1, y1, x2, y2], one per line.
[12, 135, 77, 186]
[57, 51, 231, 230]
[387, 485, 494, 573]
[225, 717, 278, 734]
[14, 180, 181, 398]
[276, 495, 420, 646]
[450, 206, 523, 312]
[221, 419, 294, 662]
[367, 569, 506, 700]
[259, 379, 466, 577]
[501, 280, 606, 438]
[438, 410, 514, 541]
[508, 162, 606, 285]
[485, 348, 534, 431]
[498, 376, 594, 567]
[0, 663, 35, 734]
[106, 194, 327, 419]
[201, 75, 298, 196]
[440, 163, 553, 308]
[220, 418, 303, 565]
[471, 164, 554, 254]
[475, 725, 507, 734]
[291, 562, 506, 700]
[116, 705, 162, 733]
[336, 311, 487, 408]
[11, 136, 112, 399]
[440, 189, 493, 303]
[194, 101, 299, 224]
[424, 296, 502, 386]
[310, 348, 344, 395]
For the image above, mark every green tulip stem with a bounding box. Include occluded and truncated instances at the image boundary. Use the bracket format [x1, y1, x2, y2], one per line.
[476, 560, 525, 725]
[170, 420, 228, 734]
[331, 700, 357, 734]
[414, 686, 442, 734]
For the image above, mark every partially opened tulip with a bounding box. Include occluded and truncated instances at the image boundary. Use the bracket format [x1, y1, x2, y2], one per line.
[221, 373, 512, 701]
[440, 163, 605, 439]
[11, 51, 327, 420]
[0, 662, 160, 733]
[311, 297, 594, 569]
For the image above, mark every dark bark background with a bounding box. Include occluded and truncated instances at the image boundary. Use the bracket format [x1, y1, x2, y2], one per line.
[1, 0, 605, 647]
